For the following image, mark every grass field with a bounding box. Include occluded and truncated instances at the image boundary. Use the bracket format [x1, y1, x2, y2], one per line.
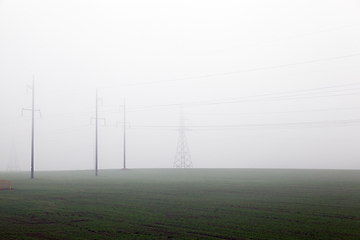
[0, 169, 359, 239]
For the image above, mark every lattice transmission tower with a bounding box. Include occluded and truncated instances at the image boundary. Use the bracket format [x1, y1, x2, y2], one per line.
[7, 141, 21, 171]
[173, 110, 193, 168]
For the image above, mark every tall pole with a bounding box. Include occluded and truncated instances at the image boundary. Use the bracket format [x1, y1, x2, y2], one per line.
[22, 77, 41, 179]
[123, 99, 126, 169]
[31, 76, 35, 179]
[95, 89, 98, 176]
[90, 90, 105, 176]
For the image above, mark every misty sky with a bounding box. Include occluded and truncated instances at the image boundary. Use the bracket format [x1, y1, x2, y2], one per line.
[1, 0, 360, 171]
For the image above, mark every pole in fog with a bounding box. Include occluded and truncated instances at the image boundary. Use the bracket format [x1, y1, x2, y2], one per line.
[22, 76, 42, 179]
[91, 89, 106, 176]
[95, 89, 98, 176]
[117, 99, 129, 170]
[123, 99, 126, 170]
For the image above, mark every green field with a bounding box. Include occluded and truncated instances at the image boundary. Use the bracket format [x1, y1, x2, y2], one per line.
[0, 169, 359, 239]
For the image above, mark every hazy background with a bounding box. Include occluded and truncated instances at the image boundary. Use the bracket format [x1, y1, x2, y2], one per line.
[1, 0, 360, 171]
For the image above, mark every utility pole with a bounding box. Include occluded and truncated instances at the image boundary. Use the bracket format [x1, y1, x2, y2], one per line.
[91, 89, 106, 176]
[22, 76, 41, 179]
[173, 108, 193, 168]
[95, 89, 98, 176]
[96, 89, 98, 176]
[123, 99, 126, 170]
[116, 99, 129, 170]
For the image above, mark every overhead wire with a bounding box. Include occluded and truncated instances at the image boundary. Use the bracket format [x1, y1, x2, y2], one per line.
[100, 53, 360, 89]
[126, 82, 360, 112]
[112, 23, 360, 66]
[185, 106, 360, 116]
[3, 24, 360, 132]
[127, 106, 360, 116]
[129, 118, 360, 131]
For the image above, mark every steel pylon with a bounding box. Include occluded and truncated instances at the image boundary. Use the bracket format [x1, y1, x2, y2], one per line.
[173, 110, 193, 168]
[7, 142, 21, 171]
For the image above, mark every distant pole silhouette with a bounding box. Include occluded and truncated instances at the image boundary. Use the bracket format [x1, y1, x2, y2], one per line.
[22, 76, 41, 179]
[95, 89, 98, 176]
[123, 99, 126, 170]
[116, 99, 129, 170]
[91, 89, 106, 176]
[31, 77, 35, 178]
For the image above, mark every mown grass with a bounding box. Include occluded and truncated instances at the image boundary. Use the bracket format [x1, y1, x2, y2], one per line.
[0, 169, 359, 239]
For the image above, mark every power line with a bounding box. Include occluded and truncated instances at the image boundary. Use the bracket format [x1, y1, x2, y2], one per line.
[193, 65, 360, 88]
[129, 106, 360, 116]
[100, 53, 360, 88]
[34, 125, 93, 137]
[16, 81, 360, 122]
[42, 111, 94, 119]
[129, 118, 360, 131]
[127, 82, 360, 112]
[125, 23, 360, 65]
[4, 65, 357, 100]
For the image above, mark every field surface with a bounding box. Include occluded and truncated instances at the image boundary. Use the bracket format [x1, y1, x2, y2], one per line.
[0, 169, 360, 239]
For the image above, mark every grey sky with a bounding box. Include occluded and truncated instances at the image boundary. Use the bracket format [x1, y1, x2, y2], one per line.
[1, 0, 360, 171]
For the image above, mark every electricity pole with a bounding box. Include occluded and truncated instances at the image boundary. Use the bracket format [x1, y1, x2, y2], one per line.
[117, 99, 129, 170]
[22, 76, 41, 179]
[91, 89, 106, 176]
[123, 99, 126, 169]
[95, 89, 98, 176]
[96, 89, 98, 176]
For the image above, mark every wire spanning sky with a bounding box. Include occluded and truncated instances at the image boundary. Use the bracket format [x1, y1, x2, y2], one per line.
[1, 0, 360, 171]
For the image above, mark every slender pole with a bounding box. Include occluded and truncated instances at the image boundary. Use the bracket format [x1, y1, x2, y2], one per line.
[123, 99, 126, 169]
[95, 89, 98, 176]
[31, 76, 35, 179]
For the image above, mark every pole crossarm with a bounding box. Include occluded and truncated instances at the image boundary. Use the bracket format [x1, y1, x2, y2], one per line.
[26, 85, 33, 92]
[22, 108, 42, 117]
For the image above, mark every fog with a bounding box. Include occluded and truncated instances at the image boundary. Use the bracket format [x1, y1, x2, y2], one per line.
[1, 0, 360, 171]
